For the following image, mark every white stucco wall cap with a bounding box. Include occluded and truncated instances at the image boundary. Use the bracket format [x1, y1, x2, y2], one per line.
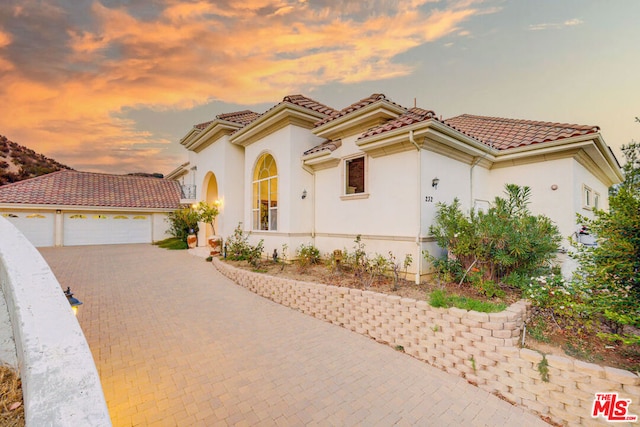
[0, 217, 111, 426]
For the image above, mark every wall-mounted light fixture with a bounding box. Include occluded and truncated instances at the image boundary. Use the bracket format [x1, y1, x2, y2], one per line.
[551, 184, 558, 191]
[64, 287, 83, 316]
[301, 189, 307, 199]
[432, 177, 440, 189]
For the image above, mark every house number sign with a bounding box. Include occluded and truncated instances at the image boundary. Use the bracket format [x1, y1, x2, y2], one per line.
[425, 196, 434, 203]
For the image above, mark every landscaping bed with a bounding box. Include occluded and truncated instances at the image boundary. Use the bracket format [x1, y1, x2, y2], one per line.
[220, 257, 640, 373]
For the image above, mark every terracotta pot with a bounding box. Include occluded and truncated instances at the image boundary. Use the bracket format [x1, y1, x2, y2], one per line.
[208, 236, 222, 256]
[187, 234, 197, 249]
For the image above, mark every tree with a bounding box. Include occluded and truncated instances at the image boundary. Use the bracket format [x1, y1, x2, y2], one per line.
[573, 138, 640, 344]
[195, 201, 219, 235]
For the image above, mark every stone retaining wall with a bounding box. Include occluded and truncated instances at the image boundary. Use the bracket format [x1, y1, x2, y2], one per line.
[213, 258, 639, 426]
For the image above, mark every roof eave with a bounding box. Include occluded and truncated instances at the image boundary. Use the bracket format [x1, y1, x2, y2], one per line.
[495, 133, 624, 185]
[230, 103, 328, 147]
[185, 120, 242, 152]
[313, 101, 406, 139]
[0, 203, 178, 212]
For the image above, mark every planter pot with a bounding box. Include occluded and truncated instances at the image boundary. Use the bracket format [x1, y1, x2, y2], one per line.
[187, 234, 197, 249]
[208, 236, 222, 256]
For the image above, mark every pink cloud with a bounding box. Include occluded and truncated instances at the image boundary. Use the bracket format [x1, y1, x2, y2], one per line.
[0, 0, 490, 174]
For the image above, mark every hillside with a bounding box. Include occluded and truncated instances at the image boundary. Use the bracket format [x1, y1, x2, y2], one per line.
[0, 135, 73, 185]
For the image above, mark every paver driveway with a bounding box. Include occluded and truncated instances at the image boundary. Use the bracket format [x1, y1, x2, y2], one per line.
[39, 244, 548, 427]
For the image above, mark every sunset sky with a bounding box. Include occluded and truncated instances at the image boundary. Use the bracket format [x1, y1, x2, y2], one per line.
[1, 0, 638, 175]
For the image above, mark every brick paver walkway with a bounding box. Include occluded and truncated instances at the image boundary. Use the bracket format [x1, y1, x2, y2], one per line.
[39, 244, 548, 426]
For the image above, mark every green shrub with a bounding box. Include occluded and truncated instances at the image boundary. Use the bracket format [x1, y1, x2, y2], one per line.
[428, 184, 561, 284]
[166, 207, 199, 243]
[225, 224, 263, 267]
[296, 243, 321, 272]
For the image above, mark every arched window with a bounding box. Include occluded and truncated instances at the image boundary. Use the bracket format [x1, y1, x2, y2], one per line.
[252, 153, 277, 230]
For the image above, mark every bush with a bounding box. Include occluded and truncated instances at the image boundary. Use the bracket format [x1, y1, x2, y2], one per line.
[166, 207, 199, 243]
[569, 142, 640, 345]
[296, 243, 320, 272]
[225, 224, 264, 267]
[428, 184, 561, 284]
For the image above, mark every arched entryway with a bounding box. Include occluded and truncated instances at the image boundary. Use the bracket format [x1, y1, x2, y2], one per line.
[201, 171, 219, 238]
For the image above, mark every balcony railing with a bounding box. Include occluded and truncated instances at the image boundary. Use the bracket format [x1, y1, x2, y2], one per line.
[180, 184, 197, 200]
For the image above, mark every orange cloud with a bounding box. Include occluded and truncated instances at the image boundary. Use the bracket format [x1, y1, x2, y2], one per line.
[0, 0, 489, 174]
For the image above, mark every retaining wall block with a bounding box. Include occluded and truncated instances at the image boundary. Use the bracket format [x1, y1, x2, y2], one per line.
[466, 311, 489, 323]
[604, 366, 640, 385]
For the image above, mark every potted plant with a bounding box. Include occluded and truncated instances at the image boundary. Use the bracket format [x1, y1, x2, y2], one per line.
[195, 201, 222, 255]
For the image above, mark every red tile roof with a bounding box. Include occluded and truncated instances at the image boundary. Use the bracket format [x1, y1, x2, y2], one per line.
[303, 139, 343, 156]
[216, 110, 261, 125]
[281, 94, 338, 116]
[193, 110, 260, 130]
[359, 107, 438, 139]
[444, 114, 600, 150]
[315, 93, 406, 127]
[0, 170, 181, 209]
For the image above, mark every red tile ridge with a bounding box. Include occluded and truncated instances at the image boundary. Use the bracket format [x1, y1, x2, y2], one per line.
[315, 93, 405, 127]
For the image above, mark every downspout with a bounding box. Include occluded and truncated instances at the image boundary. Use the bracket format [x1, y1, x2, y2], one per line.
[302, 163, 316, 242]
[409, 130, 421, 284]
[470, 152, 489, 210]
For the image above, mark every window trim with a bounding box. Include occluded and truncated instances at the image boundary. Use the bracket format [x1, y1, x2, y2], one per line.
[583, 184, 593, 210]
[252, 152, 278, 231]
[341, 154, 369, 200]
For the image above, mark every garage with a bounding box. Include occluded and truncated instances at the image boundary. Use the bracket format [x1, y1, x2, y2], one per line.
[1, 211, 55, 247]
[0, 170, 181, 247]
[63, 212, 153, 246]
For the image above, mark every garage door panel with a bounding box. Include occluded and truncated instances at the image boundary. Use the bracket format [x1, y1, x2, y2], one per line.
[63, 213, 151, 246]
[2, 212, 55, 247]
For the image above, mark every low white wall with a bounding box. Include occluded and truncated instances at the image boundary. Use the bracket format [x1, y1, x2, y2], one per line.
[0, 217, 111, 426]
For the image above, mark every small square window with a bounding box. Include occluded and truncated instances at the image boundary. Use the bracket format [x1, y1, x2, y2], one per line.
[345, 156, 365, 195]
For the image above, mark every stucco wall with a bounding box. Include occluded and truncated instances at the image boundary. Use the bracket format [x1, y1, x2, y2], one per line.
[0, 217, 111, 426]
[189, 135, 245, 241]
[213, 258, 640, 427]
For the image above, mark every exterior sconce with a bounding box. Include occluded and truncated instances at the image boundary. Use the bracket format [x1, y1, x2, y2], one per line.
[214, 199, 222, 207]
[301, 189, 307, 199]
[551, 184, 558, 191]
[432, 177, 440, 189]
[64, 287, 83, 315]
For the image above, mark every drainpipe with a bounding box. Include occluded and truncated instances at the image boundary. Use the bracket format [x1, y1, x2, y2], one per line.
[409, 130, 421, 284]
[302, 163, 316, 242]
[470, 153, 488, 210]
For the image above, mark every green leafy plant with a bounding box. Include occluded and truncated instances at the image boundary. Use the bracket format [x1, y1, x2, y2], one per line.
[296, 243, 321, 272]
[225, 223, 263, 267]
[194, 201, 219, 235]
[538, 355, 549, 382]
[166, 207, 199, 243]
[428, 289, 506, 313]
[428, 184, 561, 285]
[569, 142, 640, 345]
[469, 355, 477, 373]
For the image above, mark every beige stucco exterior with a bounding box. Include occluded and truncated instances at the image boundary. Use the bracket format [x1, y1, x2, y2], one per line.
[173, 95, 623, 280]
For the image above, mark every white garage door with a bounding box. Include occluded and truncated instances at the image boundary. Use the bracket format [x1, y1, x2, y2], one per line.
[1, 212, 55, 247]
[63, 213, 152, 246]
